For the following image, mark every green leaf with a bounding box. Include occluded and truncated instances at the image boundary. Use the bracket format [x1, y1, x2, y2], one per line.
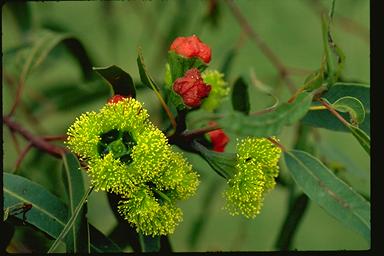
[348, 125, 370, 155]
[139, 234, 160, 252]
[332, 96, 365, 125]
[27, 81, 110, 114]
[62, 153, 89, 253]
[9, 30, 93, 82]
[93, 65, 136, 98]
[6, 2, 31, 34]
[192, 141, 236, 180]
[284, 150, 370, 242]
[3, 172, 121, 252]
[48, 187, 93, 253]
[137, 48, 159, 91]
[231, 77, 250, 114]
[137, 48, 176, 121]
[4, 172, 68, 239]
[219, 92, 313, 137]
[302, 82, 370, 135]
[167, 51, 207, 83]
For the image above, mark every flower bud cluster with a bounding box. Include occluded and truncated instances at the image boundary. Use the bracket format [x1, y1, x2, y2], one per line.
[167, 35, 229, 110]
[66, 98, 199, 236]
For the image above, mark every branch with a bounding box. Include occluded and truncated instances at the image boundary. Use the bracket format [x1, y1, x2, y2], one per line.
[225, 0, 296, 92]
[14, 143, 33, 172]
[181, 125, 221, 141]
[8, 78, 25, 116]
[318, 98, 350, 127]
[267, 137, 286, 152]
[3, 116, 66, 158]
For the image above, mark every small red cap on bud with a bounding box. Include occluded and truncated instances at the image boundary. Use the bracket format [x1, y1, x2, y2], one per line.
[173, 68, 211, 108]
[170, 35, 211, 64]
[108, 95, 126, 104]
[207, 122, 229, 152]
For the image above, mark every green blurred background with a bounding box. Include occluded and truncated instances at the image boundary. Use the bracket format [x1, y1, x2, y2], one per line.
[3, 0, 369, 252]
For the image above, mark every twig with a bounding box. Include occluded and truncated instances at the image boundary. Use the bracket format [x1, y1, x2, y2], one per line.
[14, 143, 33, 172]
[181, 125, 221, 141]
[9, 129, 21, 154]
[8, 78, 25, 116]
[318, 98, 350, 127]
[225, 0, 296, 93]
[12, 135, 68, 171]
[286, 66, 313, 76]
[267, 137, 286, 152]
[3, 116, 66, 158]
[4, 71, 48, 134]
[250, 106, 277, 116]
[42, 135, 68, 142]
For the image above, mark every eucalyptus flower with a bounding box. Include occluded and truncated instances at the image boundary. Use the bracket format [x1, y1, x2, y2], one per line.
[66, 97, 199, 235]
[224, 137, 281, 218]
[117, 185, 183, 236]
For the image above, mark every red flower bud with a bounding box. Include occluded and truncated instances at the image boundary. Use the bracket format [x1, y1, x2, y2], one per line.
[207, 123, 229, 152]
[108, 94, 126, 104]
[170, 35, 211, 64]
[173, 68, 211, 108]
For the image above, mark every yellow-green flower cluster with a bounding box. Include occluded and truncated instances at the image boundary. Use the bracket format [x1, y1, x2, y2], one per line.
[224, 137, 281, 218]
[66, 98, 199, 236]
[201, 70, 229, 112]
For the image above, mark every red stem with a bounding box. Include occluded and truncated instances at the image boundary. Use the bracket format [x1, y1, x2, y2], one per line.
[42, 135, 68, 141]
[3, 116, 66, 158]
[267, 137, 286, 152]
[319, 98, 350, 127]
[182, 125, 221, 140]
[14, 143, 33, 172]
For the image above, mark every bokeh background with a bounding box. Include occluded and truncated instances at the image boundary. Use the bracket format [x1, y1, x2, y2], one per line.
[3, 0, 369, 252]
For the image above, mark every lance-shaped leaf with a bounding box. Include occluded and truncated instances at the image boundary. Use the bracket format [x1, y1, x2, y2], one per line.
[48, 187, 93, 253]
[27, 81, 110, 113]
[192, 141, 236, 180]
[93, 65, 136, 98]
[62, 153, 89, 252]
[6, 2, 31, 34]
[302, 82, 370, 135]
[3, 172, 121, 252]
[219, 92, 313, 137]
[231, 77, 250, 114]
[137, 48, 159, 91]
[332, 96, 365, 125]
[284, 150, 370, 242]
[6, 29, 93, 81]
[348, 125, 370, 155]
[137, 48, 176, 127]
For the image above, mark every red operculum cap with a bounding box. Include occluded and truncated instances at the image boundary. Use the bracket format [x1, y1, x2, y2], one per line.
[107, 94, 126, 104]
[207, 122, 229, 152]
[173, 68, 211, 108]
[170, 35, 211, 64]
